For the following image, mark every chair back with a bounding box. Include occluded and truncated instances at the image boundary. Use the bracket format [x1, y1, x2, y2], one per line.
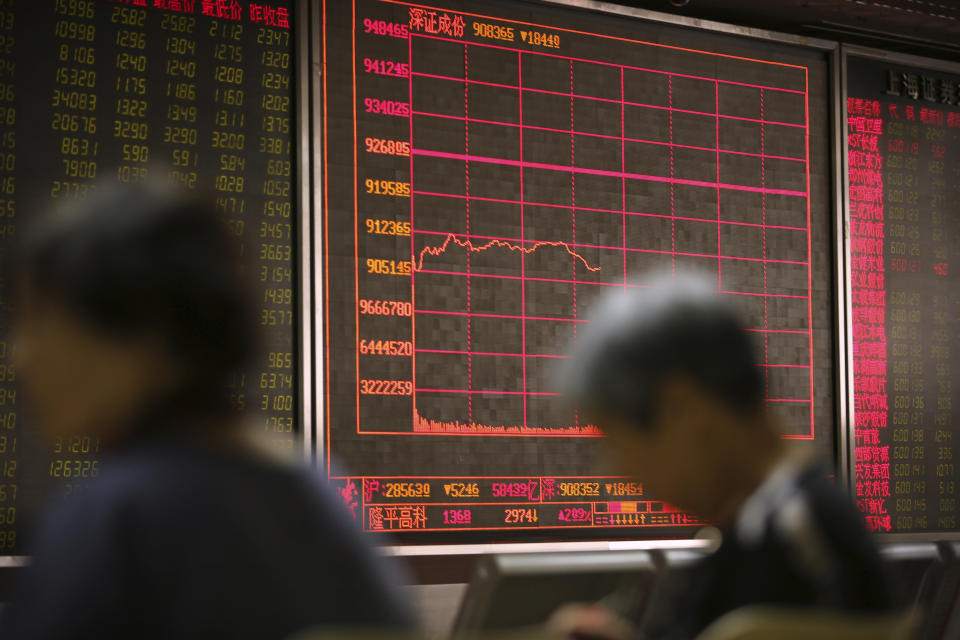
[695, 606, 920, 640]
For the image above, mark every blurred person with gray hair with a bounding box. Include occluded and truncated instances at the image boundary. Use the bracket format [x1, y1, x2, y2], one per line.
[554, 273, 892, 639]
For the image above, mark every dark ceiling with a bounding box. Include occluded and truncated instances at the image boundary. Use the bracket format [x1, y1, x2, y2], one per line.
[610, 0, 960, 59]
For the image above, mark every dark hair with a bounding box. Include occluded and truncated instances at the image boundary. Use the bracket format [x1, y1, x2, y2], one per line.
[12, 181, 256, 417]
[562, 273, 763, 430]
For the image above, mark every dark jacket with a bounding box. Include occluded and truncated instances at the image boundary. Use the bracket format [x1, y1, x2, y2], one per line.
[0, 439, 412, 639]
[643, 462, 893, 639]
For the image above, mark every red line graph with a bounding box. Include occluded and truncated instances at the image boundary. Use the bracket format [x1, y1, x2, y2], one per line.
[407, 33, 814, 437]
[415, 230, 807, 266]
[353, 2, 817, 440]
[414, 232, 603, 272]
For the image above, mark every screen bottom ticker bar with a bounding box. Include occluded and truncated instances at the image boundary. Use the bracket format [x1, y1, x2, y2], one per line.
[330, 476, 704, 532]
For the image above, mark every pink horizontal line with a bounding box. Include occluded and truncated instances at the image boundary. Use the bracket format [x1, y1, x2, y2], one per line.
[413, 190, 808, 231]
[417, 347, 808, 368]
[413, 111, 807, 162]
[411, 32, 807, 95]
[416, 388, 561, 396]
[414, 229, 809, 266]
[721, 289, 809, 300]
[416, 348, 566, 358]
[413, 148, 807, 198]
[412, 71, 806, 129]
[417, 387, 805, 401]
[414, 308, 591, 323]
[416, 308, 810, 334]
[418, 267, 627, 286]
[726, 148, 804, 163]
[744, 327, 810, 335]
[418, 269, 809, 299]
[758, 363, 811, 368]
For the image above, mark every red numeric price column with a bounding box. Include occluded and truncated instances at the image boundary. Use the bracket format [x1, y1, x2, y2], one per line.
[354, 7, 413, 438]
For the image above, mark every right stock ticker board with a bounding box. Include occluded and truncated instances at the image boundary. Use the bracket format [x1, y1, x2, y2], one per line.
[846, 52, 960, 535]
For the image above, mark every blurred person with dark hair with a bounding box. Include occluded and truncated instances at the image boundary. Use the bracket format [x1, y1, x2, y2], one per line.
[553, 273, 892, 639]
[0, 182, 411, 639]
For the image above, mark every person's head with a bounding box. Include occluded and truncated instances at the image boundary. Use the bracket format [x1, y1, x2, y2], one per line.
[563, 273, 779, 521]
[10, 181, 256, 447]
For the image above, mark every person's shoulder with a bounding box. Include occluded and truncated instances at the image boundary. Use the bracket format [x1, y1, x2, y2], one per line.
[793, 465, 870, 533]
[81, 443, 202, 501]
[31, 446, 183, 538]
[772, 462, 892, 609]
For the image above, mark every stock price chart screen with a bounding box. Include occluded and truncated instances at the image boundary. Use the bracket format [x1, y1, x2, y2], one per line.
[847, 55, 960, 534]
[0, 0, 296, 554]
[323, 0, 835, 538]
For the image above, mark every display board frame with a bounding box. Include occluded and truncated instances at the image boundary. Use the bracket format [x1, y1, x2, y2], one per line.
[840, 44, 960, 542]
[316, 0, 846, 551]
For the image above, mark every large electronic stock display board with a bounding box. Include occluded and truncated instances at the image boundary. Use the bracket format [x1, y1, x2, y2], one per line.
[0, 0, 297, 555]
[846, 51, 960, 536]
[323, 0, 835, 539]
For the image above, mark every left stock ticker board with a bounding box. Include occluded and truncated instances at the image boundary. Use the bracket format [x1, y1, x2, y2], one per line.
[0, 0, 296, 555]
[323, 0, 835, 539]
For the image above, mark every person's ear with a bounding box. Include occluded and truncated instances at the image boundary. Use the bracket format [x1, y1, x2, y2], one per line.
[658, 375, 700, 421]
[657, 374, 695, 418]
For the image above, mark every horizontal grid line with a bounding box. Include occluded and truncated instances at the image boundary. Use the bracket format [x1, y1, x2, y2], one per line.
[411, 32, 808, 95]
[414, 308, 591, 323]
[413, 191, 808, 231]
[415, 387, 809, 401]
[417, 268, 810, 298]
[413, 148, 807, 198]
[412, 71, 807, 129]
[414, 308, 811, 334]
[416, 348, 566, 358]
[412, 111, 806, 162]
[415, 347, 811, 368]
[416, 388, 560, 396]
[414, 229, 809, 266]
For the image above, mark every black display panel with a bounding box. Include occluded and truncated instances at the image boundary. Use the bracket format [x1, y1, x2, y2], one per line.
[847, 53, 960, 534]
[0, 0, 297, 554]
[322, 0, 835, 538]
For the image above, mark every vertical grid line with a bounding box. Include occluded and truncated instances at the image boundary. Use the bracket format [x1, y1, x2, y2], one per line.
[621, 67, 627, 290]
[803, 69, 814, 436]
[408, 30, 417, 431]
[715, 80, 722, 291]
[464, 43, 472, 425]
[518, 50, 527, 429]
[760, 88, 769, 402]
[668, 74, 676, 274]
[570, 60, 578, 429]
